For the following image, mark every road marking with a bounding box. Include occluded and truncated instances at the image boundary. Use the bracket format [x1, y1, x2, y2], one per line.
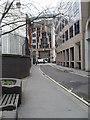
[39, 66, 90, 107]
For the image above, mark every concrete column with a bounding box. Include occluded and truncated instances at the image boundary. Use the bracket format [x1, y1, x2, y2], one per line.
[50, 50, 52, 63]
[81, 37, 84, 70]
[85, 18, 90, 72]
[51, 20, 56, 62]
[74, 43, 79, 68]
[66, 50, 67, 67]
[65, 50, 67, 67]
[85, 38, 90, 71]
[62, 51, 64, 66]
[61, 51, 62, 65]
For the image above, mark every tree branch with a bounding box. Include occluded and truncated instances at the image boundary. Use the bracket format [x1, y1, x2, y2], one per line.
[1, 23, 26, 36]
[0, 20, 26, 28]
[0, 0, 15, 23]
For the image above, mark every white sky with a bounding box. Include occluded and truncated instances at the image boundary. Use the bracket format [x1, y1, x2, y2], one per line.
[21, 0, 59, 8]
[20, 0, 60, 16]
[0, 0, 61, 20]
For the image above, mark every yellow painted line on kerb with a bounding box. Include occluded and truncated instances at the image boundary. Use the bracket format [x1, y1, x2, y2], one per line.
[39, 66, 90, 107]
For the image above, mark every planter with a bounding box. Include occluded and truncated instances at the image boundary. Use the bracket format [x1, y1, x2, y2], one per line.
[2, 54, 31, 78]
[1, 79, 16, 86]
[0, 78, 22, 105]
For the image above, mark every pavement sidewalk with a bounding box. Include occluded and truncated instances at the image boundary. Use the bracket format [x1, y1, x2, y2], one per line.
[49, 63, 89, 77]
[18, 65, 88, 118]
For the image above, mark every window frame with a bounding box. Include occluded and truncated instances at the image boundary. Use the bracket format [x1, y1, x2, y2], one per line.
[74, 20, 80, 35]
[69, 26, 73, 38]
[65, 30, 68, 41]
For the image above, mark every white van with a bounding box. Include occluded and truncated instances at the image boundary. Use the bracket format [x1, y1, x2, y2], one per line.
[38, 59, 44, 63]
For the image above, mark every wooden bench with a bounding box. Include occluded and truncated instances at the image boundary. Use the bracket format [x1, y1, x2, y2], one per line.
[0, 94, 19, 109]
[0, 94, 19, 119]
[0, 78, 22, 119]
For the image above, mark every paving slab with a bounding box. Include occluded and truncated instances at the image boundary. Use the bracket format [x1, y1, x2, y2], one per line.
[18, 65, 88, 118]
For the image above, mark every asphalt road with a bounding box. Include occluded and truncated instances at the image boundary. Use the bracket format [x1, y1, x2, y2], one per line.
[18, 65, 88, 119]
[40, 65, 89, 103]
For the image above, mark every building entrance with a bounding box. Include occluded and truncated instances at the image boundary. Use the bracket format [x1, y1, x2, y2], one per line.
[39, 50, 50, 62]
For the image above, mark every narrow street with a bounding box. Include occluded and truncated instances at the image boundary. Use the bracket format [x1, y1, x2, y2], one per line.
[0, 0, 90, 119]
[40, 64, 89, 103]
[18, 65, 88, 118]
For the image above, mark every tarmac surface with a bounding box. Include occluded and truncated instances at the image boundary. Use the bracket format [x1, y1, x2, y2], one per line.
[40, 64, 90, 104]
[18, 65, 88, 118]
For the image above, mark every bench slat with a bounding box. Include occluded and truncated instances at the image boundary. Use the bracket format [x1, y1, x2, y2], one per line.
[0, 93, 19, 111]
[7, 94, 13, 104]
[0, 94, 6, 105]
[2, 94, 10, 105]
[10, 94, 16, 105]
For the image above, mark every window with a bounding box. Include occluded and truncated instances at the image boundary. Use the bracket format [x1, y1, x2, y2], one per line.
[48, 33, 51, 48]
[70, 47, 74, 61]
[69, 8, 73, 21]
[32, 39, 36, 43]
[60, 23, 62, 32]
[65, 18, 68, 26]
[56, 21, 58, 26]
[69, 26, 73, 38]
[66, 49, 69, 61]
[37, 28, 40, 44]
[37, 28, 40, 35]
[62, 19, 64, 29]
[41, 32, 48, 48]
[73, 0, 79, 17]
[62, 34, 64, 43]
[32, 33, 36, 37]
[33, 45, 36, 49]
[63, 51, 65, 61]
[79, 44, 81, 61]
[74, 20, 79, 35]
[65, 30, 68, 41]
[42, 23, 45, 30]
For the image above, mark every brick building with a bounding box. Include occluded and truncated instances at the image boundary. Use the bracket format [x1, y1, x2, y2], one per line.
[31, 20, 55, 64]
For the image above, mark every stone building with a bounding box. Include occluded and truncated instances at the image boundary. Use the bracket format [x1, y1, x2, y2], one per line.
[1, 1, 26, 55]
[55, 0, 90, 70]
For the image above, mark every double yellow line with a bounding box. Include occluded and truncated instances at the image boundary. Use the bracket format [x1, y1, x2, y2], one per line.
[39, 66, 90, 107]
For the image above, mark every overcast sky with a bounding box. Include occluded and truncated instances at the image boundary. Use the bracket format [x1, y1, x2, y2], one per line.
[0, 0, 61, 19]
[21, 0, 59, 8]
[20, 0, 60, 16]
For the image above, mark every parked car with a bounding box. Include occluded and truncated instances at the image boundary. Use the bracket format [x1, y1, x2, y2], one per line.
[37, 59, 44, 63]
[37, 58, 48, 64]
[43, 59, 48, 63]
